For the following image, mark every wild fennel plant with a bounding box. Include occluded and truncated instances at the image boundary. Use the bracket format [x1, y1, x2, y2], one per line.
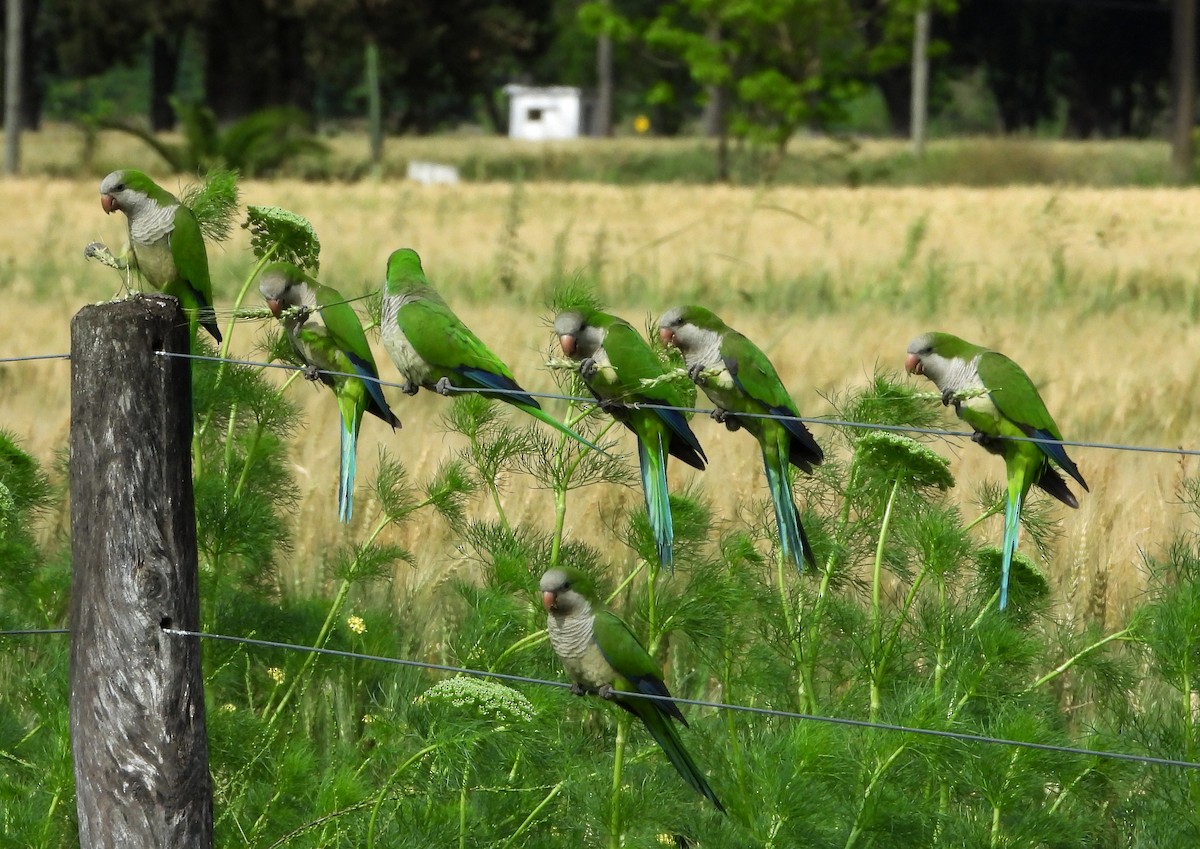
[8, 329, 1200, 847]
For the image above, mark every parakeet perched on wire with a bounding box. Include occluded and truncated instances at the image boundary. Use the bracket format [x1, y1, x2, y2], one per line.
[905, 331, 1088, 609]
[260, 261, 400, 523]
[380, 248, 600, 452]
[540, 566, 724, 811]
[554, 307, 706, 570]
[659, 305, 823, 571]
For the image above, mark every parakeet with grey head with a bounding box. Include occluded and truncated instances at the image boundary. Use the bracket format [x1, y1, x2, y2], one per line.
[95, 168, 221, 345]
[260, 261, 400, 523]
[905, 331, 1087, 609]
[540, 566, 724, 811]
[658, 305, 822, 571]
[554, 307, 706, 570]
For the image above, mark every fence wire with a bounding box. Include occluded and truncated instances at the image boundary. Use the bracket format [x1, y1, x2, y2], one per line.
[8, 346, 1200, 458]
[5, 623, 1196, 769]
[4, 339, 1200, 773]
[121, 625, 1200, 771]
[151, 349, 1200, 459]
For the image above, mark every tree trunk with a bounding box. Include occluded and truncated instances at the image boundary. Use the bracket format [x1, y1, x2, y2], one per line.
[700, 24, 726, 138]
[150, 33, 183, 132]
[594, 30, 613, 136]
[69, 297, 213, 849]
[17, 0, 38, 130]
[700, 86, 724, 137]
[1171, 0, 1197, 183]
[365, 37, 382, 172]
[5, 0, 23, 174]
[700, 21, 730, 181]
[910, 6, 931, 158]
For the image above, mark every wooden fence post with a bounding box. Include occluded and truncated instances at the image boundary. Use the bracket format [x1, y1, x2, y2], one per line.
[68, 297, 213, 848]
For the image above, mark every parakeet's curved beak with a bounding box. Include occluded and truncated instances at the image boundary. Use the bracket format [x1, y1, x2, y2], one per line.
[559, 334, 576, 357]
[904, 353, 923, 375]
[659, 327, 675, 347]
[265, 298, 285, 316]
[100, 194, 118, 214]
[542, 591, 557, 612]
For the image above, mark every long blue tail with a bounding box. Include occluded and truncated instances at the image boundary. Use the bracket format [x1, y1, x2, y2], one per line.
[999, 486, 1023, 610]
[638, 433, 673, 571]
[763, 440, 811, 573]
[338, 420, 357, 524]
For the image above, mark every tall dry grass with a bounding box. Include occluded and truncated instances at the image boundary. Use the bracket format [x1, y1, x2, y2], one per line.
[4, 175, 1200, 619]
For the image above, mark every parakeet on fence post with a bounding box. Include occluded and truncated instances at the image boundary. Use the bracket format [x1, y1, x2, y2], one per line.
[91, 169, 222, 347]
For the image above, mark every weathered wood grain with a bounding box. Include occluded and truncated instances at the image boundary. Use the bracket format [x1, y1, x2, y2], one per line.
[68, 296, 213, 849]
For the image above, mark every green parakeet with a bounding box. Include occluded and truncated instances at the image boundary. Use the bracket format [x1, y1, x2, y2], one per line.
[96, 169, 221, 345]
[554, 308, 706, 570]
[540, 567, 725, 811]
[905, 331, 1088, 609]
[260, 262, 400, 523]
[380, 248, 599, 452]
[658, 305, 823, 572]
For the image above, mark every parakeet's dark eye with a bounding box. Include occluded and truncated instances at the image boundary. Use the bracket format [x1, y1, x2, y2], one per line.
[114, 183, 126, 192]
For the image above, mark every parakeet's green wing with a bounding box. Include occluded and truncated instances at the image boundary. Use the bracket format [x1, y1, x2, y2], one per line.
[316, 284, 379, 370]
[395, 298, 515, 379]
[599, 321, 665, 385]
[976, 352, 1063, 437]
[591, 611, 665, 681]
[591, 610, 688, 723]
[977, 350, 1086, 492]
[719, 331, 795, 412]
[168, 205, 214, 304]
[600, 320, 688, 404]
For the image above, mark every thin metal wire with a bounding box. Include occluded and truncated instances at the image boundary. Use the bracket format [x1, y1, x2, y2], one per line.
[0, 347, 1193, 456]
[157, 351, 312, 375]
[4, 625, 1194, 768]
[163, 626, 1200, 771]
[0, 354, 70, 363]
[152, 348, 1200, 459]
[0, 628, 69, 636]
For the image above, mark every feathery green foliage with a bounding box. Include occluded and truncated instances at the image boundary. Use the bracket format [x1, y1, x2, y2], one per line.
[8, 328, 1200, 848]
[180, 167, 241, 243]
[243, 204, 321, 271]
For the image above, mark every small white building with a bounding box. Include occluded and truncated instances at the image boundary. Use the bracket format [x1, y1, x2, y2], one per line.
[503, 85, 592, 140]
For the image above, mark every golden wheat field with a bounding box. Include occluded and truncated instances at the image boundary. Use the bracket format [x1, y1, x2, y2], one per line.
[3, 166, 1200, 625]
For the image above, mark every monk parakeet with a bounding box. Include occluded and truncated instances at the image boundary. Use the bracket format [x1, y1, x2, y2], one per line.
[380, 248, 599, 452]
[540, 567, 725, 811]
[554, 308, 706, 570]
[260, 262, 400, 523]
[658, 305, 823, 572]
[905, 331, 1088, 609]
[96, 169, 221, 345]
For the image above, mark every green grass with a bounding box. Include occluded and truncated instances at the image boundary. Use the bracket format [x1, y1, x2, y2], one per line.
[15, 122, 1187, 187]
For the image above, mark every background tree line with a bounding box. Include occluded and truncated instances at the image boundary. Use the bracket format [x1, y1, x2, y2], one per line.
[2, 0, 1181, 142]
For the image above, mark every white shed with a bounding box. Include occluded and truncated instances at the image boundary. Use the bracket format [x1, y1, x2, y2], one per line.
[503, 85, 590, 140]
